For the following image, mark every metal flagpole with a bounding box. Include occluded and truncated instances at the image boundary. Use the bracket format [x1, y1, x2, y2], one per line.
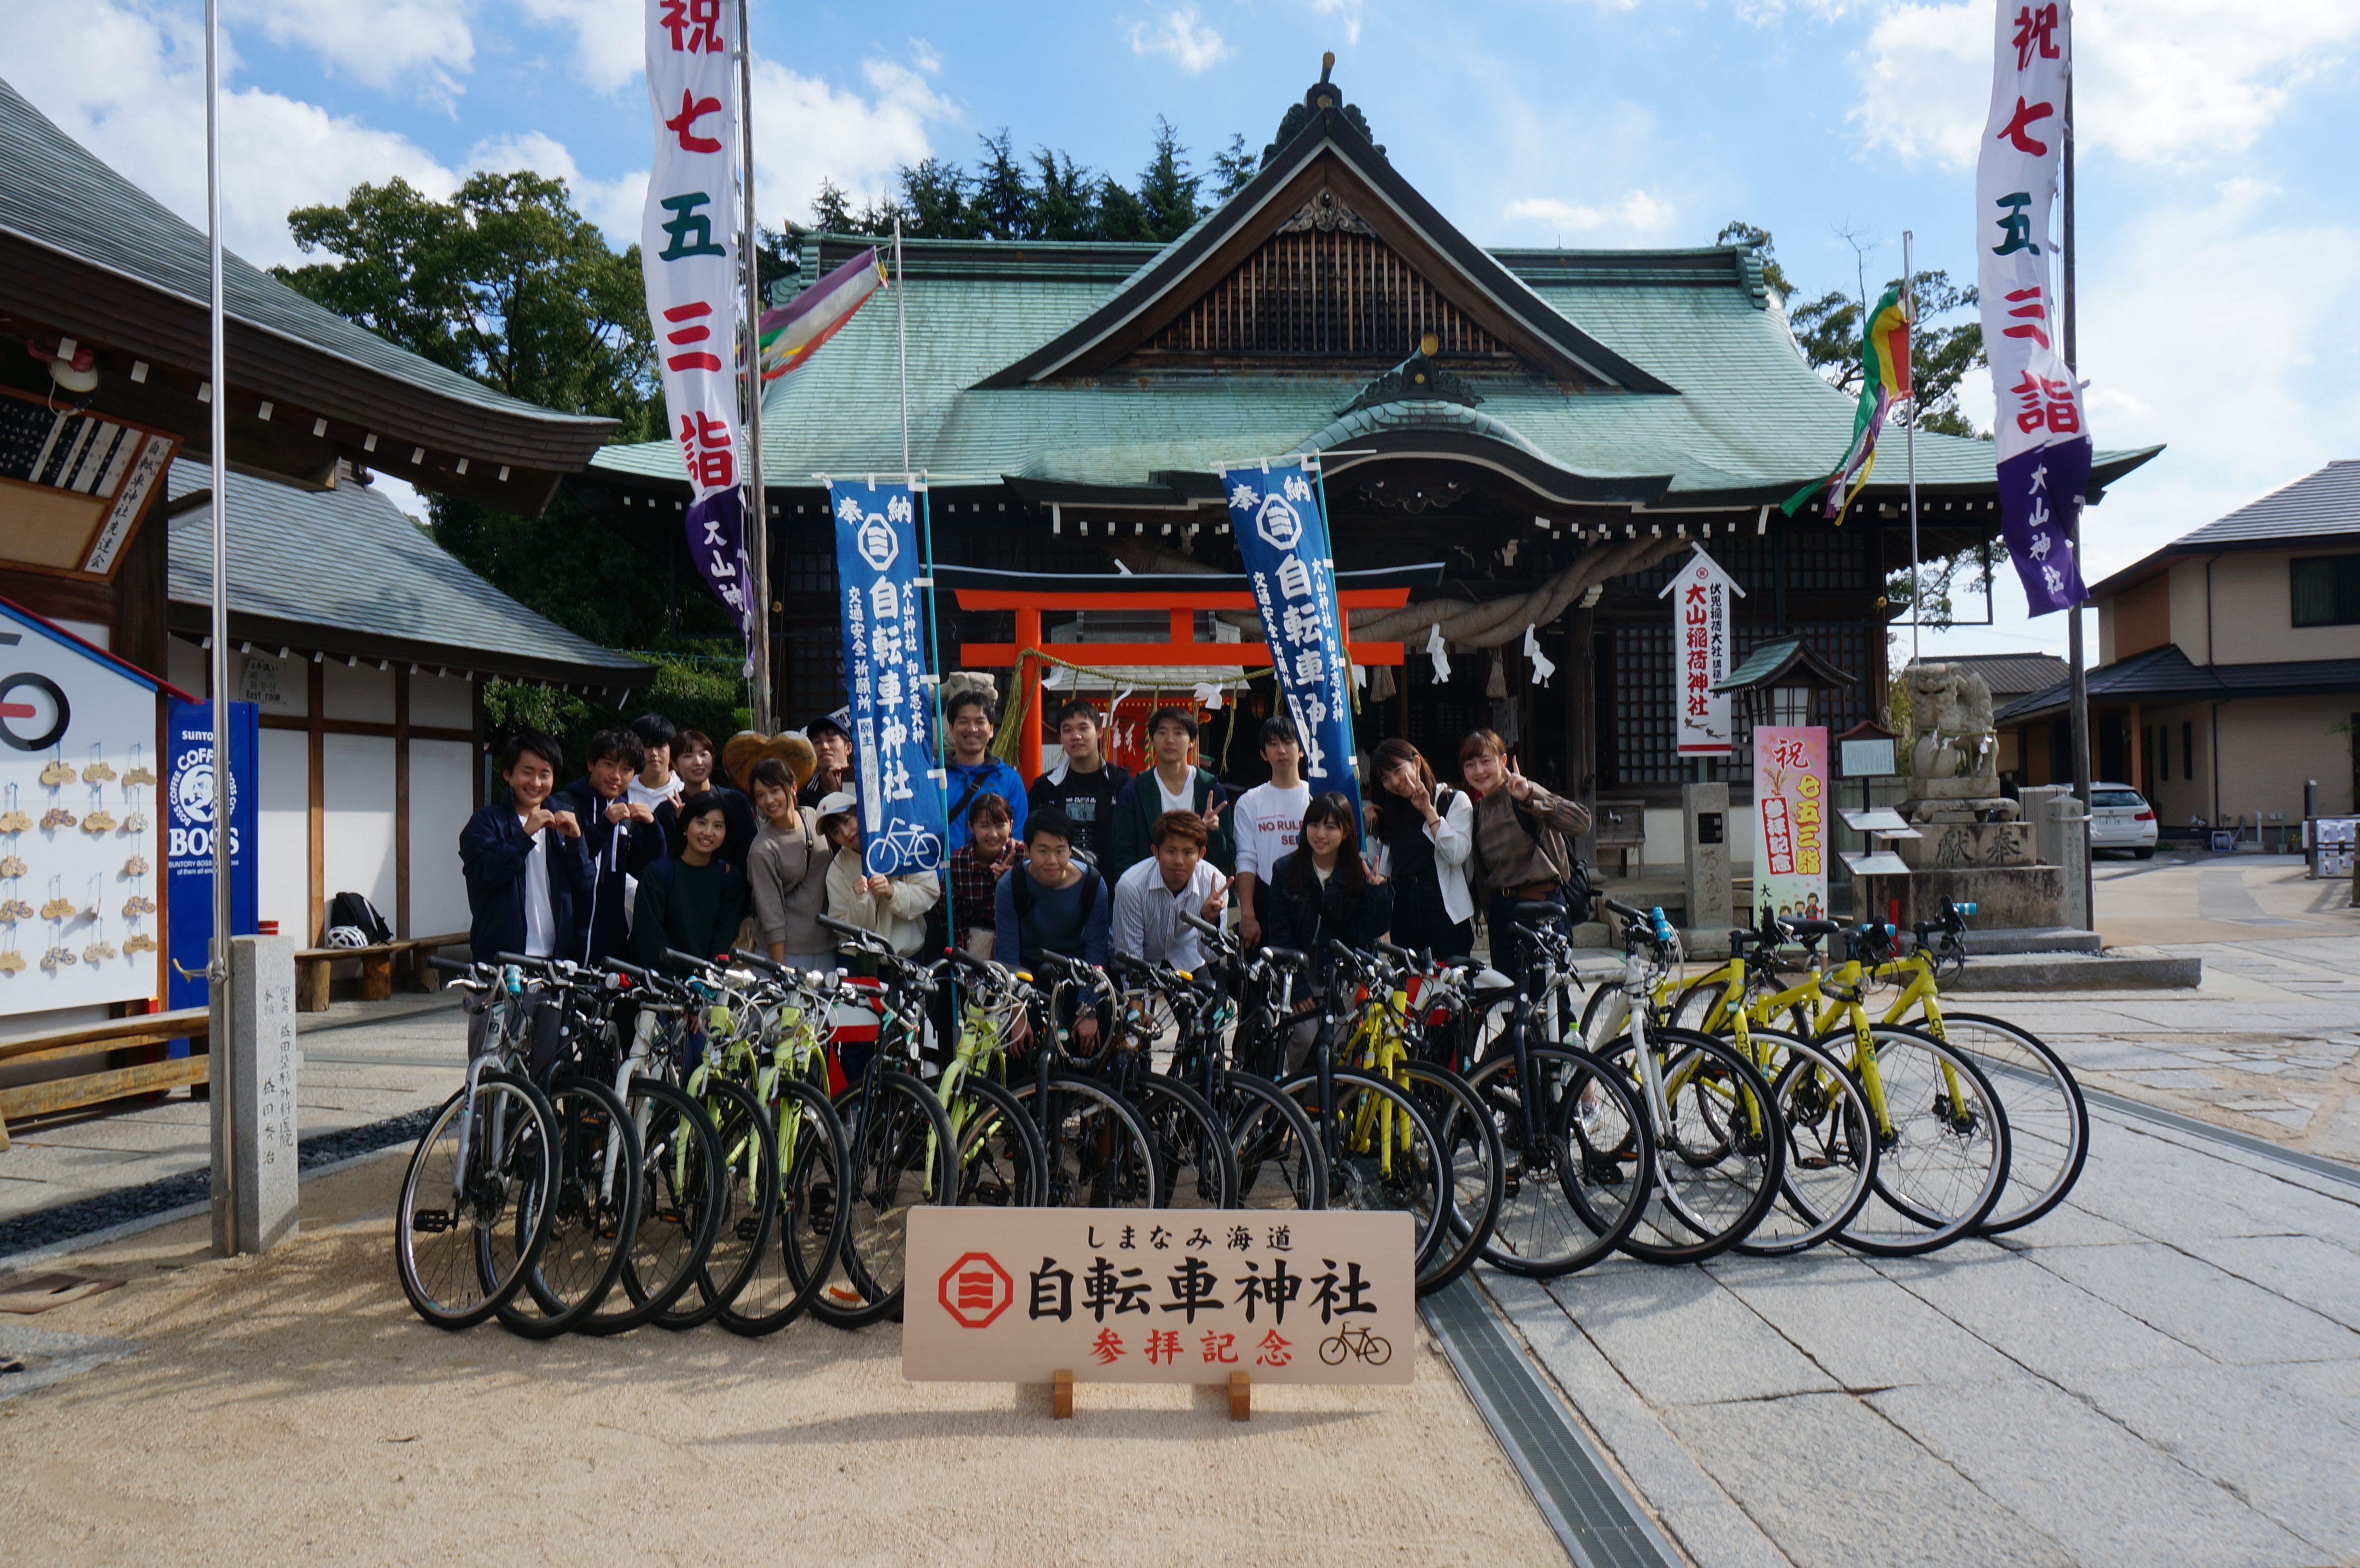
[735, 0, 772, 731]
[2062, 66, 2093, 925]
[894, 218, 910, 478]
[203, 0, 238, 1250]
[1903, 229, 1921, 670]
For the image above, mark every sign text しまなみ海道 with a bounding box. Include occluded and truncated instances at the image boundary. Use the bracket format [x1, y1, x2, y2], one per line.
[903, 1208, 1414, 1385]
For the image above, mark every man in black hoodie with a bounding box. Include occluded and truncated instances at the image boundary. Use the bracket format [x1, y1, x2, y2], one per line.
[551, 727, 664, 965]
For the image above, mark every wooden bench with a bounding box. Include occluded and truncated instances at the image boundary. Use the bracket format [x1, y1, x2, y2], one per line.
[0, 1007, 211, 1151]
[1595, 798, 1647, 879]
[294, 931, 467, 1013]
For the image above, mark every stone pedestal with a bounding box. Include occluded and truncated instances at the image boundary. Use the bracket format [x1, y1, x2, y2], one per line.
[1894, 821, 2036, 870]
[2047, 796, 2090, 931]
[1896, 866, 2068, 930]
[1682, 782, 1733, 939]
[210, 934, 300, 1256]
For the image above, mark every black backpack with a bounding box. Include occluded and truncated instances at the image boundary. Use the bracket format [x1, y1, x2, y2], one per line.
[328, 889, 393, 945]
[1508, 800, 1598, 925]
[1011, 864, 1101, 923]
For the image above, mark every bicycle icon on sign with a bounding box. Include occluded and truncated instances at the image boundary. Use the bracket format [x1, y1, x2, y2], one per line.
[1319, 1325, 1391, 1366]
[865, 818, 943, 876]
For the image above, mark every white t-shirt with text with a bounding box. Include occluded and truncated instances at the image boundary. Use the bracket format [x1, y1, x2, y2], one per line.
[1231, 781, 1311, 883]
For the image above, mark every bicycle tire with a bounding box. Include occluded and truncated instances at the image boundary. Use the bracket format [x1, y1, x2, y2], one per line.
[719, 1076, 849, 1337]
[1720, 1029, 1878, 1258]
[395, 1071, 556, 1331]
[671, 1076, 779, 1328]
[1930, 1012, 2089, 1235]
[1465, 1045, 1653, 1279]
[1205, 1070, 1328, 1212]
[1595, 1028, 1785, 1265]
[1822, 1023, 2012, 1257]
[1389, 1059, 1503, 1293]
[1008, 1073, 1163, 1211]
[1278, 1069, 1451, 1291]
[499, 1075, 639, 1338]
[1123, 1071, 1239, 1210]
[1670, 980, 1733, 1035]
[950, 1073, 1049, 1209]
[579, 1076, 725, 1335]
[814, 1070, 959, 1329]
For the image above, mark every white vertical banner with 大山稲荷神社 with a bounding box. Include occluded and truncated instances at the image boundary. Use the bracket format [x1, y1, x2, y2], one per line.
[1659, 545, 1744, 757]
[1219, 460, 1362, 836]
[1752, 725, 1828, 924]
[1977, 0, 2091, 617]
[642, 0, 753, 666]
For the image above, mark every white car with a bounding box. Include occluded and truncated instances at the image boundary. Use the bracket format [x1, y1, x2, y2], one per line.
[2089, 784, 2159, 858]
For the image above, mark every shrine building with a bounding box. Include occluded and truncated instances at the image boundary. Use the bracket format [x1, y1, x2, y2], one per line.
[584, 66, 2160, 867]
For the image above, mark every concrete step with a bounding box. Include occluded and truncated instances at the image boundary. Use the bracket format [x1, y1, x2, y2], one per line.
[1960, 927, 2102, 955]
[1947, 950, 2202, 991]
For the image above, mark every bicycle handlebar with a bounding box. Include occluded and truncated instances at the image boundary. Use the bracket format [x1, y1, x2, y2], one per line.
[1178, 908, 1223, 939]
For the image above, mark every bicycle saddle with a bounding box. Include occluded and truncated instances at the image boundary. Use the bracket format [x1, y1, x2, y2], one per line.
[1512, 900, 1568, 921]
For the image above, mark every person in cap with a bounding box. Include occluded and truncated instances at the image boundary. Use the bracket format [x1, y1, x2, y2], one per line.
[799, 714, 855, 808]
[817, 789, 940, 959]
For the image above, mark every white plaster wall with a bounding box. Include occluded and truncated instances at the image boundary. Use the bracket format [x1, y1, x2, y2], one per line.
[409, 739, 474, 937]
[321, 733, 398, 918]
[228, 649, 307, 718]
[322, 661, 395, 723]
[410, 672, 473, 730]
[256, 727, 311, 940]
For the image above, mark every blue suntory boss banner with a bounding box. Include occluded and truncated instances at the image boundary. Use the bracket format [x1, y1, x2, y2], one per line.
[166, 698, 258, 1029]
[1220, 459, 1362, 833]
[829, 480, 945, 876]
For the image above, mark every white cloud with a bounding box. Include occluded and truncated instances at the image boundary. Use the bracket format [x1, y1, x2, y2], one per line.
[0, 0, 459, 268]
[1128, 8, 1233, 74]
[230, 0, 476, 97]
[749, 51, 956, 229]
[1502, 190, 1676, 237]
[1854, 0, 2360, 170]
[516, 0, 643, 95]
[468, 130, 646, 243]
[1311, 0, 1364, 49]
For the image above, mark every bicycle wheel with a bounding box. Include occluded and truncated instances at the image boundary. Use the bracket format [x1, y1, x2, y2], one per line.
[1826, 1024, 2012, 1257]
[1932, 1012, 2089, 1235]
[1280, 1069, 1450, 1289]
[499, 1076, 639, 1338]
[1597, 1028, 1784, 1265]
[395, 1071, 555, 1331]
[815, 1071, 959, 1329]
[1465, 1045, 1652, 1279]
[1123, 1071, 1238, 1210]
[1205, 1070, 1328, 1212]
[1389, 1059, 1502, 1293]
[950, 1074, 1048, 1208]
[1669, 981, 1733, 1035]
[1009, 1073, 1163, 1210]
[579, 1076, 725, 1335]
[1721, 1029, 1878, 1258]
[674, 1077, 779, 1328]
[720, 1076, 848, 1337]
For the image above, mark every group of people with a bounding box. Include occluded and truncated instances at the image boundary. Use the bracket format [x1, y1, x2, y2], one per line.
[457, 687, 1596, 1029]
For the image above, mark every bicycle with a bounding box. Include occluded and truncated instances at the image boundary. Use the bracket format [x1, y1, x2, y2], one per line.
[1006, 949, 1168, 1211]
[1319, 1323, 1392, 1366]
[396, 958, 559, 1330]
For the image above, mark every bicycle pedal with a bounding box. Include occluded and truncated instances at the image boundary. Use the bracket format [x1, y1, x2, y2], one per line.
[410, 1209, 453, 1233]
[654, 1208, 686, 1225]
[822, 1284, 865, 1307]
[735, 1217, 763, 1242]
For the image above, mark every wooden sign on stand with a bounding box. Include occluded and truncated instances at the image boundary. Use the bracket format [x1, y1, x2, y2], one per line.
[904, 1208, 1415, 1420]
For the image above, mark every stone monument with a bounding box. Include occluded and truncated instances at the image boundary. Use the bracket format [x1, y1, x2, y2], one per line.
[1886, 663, 2068, 928]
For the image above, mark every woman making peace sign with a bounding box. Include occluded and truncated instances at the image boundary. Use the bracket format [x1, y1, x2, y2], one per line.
[1459, 730, 1592, 973]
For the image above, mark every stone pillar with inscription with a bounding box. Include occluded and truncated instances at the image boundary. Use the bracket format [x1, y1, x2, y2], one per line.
[1682, 781, 1733, 949]
[210, 933, 299, 1254]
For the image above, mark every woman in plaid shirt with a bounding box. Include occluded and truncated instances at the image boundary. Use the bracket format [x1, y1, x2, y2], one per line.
[945, 792, 1018, 958]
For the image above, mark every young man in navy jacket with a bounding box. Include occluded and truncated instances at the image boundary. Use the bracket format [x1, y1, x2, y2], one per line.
[458, 732, 591, 1066]
[551, 727, 665, 965]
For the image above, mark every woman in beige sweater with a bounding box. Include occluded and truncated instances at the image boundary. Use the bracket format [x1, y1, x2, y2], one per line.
[746, 758, 836, 971]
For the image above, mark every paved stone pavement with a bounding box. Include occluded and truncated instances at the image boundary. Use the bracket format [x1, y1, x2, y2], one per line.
[0, 992, 466, 1225]
[1487, 1098, 2360, 1568]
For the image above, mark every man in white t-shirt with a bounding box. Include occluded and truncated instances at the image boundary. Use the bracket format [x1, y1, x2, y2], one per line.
[1111, 809, 1230, 973]
[627, 712, 686, 817]
[1230, 716, 1309, 949]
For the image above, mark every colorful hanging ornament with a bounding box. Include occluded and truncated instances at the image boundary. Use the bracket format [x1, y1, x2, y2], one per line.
[122, 810, 148, 833]
[40, 806, 75, 830]
[39, 755, 75, 787]
[122, 894, 156, 917]
[122, 745, 156, 789]
[123, 855, 149, 877]
[82, 746, 117, 784]
[123, 931, 157, 956]
[40, 945, 75, 970]
[39, 896, 75, 920]
[0, 898, 30, 922]
[0, 948, 24, 975]
[83, 809, 119, 833]
[0, 784, 28, 835]
[0, 854, 24, 879]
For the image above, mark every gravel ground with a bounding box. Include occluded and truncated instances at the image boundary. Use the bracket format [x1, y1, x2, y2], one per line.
[0, 1152, 1565, 1567]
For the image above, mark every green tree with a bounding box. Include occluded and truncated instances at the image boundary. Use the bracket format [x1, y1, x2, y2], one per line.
[1031, 148, 1098, 240]
[1136, 117, 1203, 242]
[279, 172, 657, 441]
[1209, 132, 1258, 202]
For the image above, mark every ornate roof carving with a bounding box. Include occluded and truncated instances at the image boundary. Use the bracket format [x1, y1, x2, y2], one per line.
[1263, 53, 1384, 167]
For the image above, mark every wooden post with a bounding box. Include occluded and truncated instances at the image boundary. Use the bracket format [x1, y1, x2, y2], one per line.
[307, 659, 325, 947]
[393, 667, 411, 942]
[1229, 1369, 1251, 1421]
[1052, 1368, 1073, 1420]
[1015, 606, 1045, 785]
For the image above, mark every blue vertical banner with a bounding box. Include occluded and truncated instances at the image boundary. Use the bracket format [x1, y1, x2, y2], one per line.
[829, 479, 945, 876]
[1219, 458, 1362, 833]
[165, 697, 258, 1033]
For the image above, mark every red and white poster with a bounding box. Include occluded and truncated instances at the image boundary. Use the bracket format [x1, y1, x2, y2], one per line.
[1752, 725, 1828, 923]
[1659, 546, 1743, 757]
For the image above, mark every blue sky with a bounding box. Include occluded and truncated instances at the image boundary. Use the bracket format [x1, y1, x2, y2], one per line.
[6, 0, 2356, 661]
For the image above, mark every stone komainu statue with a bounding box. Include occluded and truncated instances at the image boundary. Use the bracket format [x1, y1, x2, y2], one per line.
[1900, 663, 2018, 822]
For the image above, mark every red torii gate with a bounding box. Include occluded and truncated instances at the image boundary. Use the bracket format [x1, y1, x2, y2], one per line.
[952, 576, 1411, 784]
